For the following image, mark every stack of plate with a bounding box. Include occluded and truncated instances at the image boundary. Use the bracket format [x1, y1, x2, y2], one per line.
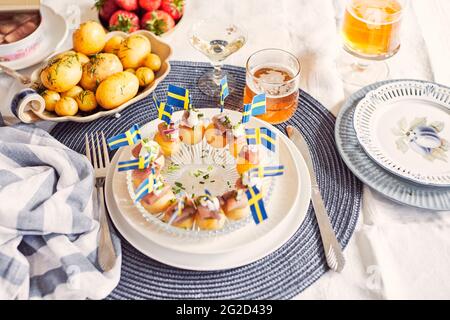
[335, 80, 450, 210]
[105, 109, 312, 270]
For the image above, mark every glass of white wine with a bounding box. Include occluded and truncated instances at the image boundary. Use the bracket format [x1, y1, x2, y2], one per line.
[189, 18, 246, 97]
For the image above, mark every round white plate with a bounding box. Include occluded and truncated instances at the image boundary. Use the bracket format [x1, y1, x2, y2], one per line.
[110, 109, 308, 255]
[354, 81, 450, 186]
[105, 117, 311, 270]
[1, 5, 68, 71]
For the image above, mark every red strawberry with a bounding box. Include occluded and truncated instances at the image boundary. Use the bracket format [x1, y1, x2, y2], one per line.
[115, 0, 139, 11]
[109, 10, 140, 33]
[138, 0, 161, 12]
[141, 10, 175, 36]
[94, 0, 119, 21]
[160, 0, 184, 20]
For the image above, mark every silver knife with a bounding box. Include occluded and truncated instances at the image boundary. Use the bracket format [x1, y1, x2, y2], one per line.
[286, 125, 345, 272]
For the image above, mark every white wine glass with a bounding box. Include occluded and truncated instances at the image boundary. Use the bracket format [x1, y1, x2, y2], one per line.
[189, 18, 246, 97]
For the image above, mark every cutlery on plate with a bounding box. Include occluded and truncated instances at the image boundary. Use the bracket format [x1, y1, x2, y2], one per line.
[85, 132, 116, 272]
[286, 125, 345, 272]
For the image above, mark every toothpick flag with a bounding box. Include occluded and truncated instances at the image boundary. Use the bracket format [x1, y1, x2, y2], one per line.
[107, 124, 141, 150]
[153, 95, 173, 124]
[241, 103, 252, 124]
[167, 84, 190, 110]
[134, 168, 156, 203]
[117, 155, 151, 172]
[250, 93, 266, 116]
[249, 165, 285, 178]
[241, 93, 267, 124]
[245, 127, 277, 152]
[245, 185, 267, 224]
[219, 76, 229, 112]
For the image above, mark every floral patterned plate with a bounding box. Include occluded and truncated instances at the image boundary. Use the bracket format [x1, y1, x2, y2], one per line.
[353, 80, 450, 187]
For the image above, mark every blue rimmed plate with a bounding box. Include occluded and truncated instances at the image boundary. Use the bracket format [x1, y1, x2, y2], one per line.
[336, 79, 450, 211]
[353, 81, 450, 187]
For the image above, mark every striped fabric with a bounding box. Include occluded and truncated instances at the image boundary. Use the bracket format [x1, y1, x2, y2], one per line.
[0, 125, 121, 299]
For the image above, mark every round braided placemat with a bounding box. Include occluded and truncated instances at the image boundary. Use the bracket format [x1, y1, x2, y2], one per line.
[51, 61, 362, 299]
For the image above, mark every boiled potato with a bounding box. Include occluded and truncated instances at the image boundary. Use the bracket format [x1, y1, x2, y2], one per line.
[40, 54, 82, 92]
[61, 85, 83, 98]
[76, 52, 90, 65]
[124, 68, 136, 74]
[104, 35, 124, 55]
[118, 35, 151, 69]
[41, 90, 60, 112]
[143, 53, 161, 71]
[135, 67, 155, 87]
[75, 90, 97, 112]
[73, 21, 106, 55]
[80, 53, 123, 91]
[54, 51, 90, 65]
[55, 97, 78, 116]
[96, 72, 139, 109]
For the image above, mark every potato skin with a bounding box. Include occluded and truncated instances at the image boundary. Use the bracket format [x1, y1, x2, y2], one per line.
[118, 35, 151, 69]
[54, 97, 78, 116]
[104, 35, 124, 55]
[41, 90, 60, 112]
[75, 90, 97, 112]
[95, 71, 139, 109]
[61, 85, 83, 98]
[80, 53, 123, 91]
[40, 54, 82, 92]
[73, 21, 106, 55]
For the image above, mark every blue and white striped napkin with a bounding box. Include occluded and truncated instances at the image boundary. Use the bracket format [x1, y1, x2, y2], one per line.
[0, 124, 121, 299]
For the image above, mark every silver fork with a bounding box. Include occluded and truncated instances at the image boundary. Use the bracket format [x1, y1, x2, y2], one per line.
[85, 132, 116, 272]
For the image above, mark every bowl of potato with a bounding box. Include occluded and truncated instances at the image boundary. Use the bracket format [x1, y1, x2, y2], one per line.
[23, 20, 171, 123]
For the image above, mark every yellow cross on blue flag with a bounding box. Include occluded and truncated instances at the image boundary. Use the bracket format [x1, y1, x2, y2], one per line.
[107, 124, 141, 150]
[250, 93, 266, 116]
[153, 95, 173, 124]
[134, 172, 156, 203]
[219, 76, 229, 112]
[245, 127, 277, 152]
[241, 103, 252, 124]
[167, 84, 190, 110]
[245, 185, 267, 224]
[249, 165, 285, 178]
[117, 154, 151, 172]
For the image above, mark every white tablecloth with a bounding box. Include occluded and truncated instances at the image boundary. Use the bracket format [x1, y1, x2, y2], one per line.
[1, 0, 449, 299]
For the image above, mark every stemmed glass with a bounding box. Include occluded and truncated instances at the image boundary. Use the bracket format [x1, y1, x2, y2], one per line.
[189, 18, 247, 97]
[337, 0, 406, 86]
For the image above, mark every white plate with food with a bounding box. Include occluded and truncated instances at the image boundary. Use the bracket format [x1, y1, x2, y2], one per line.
[105, 109, 311, 269]
[106, 108, 311, 258]
[0, 5, 68, 70]
[353, 80, 450, 186]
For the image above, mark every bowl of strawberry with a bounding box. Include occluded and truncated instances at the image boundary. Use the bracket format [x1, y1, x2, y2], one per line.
[95, 0, 184, 36]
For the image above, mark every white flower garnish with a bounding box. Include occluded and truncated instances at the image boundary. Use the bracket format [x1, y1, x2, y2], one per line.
[232, 122, 245, 138]
[200, 196, 220, 211]
[140, 140, 160, 162]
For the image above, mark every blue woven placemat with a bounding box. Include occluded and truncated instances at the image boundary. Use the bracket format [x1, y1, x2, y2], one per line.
[50, 61, 362, 299]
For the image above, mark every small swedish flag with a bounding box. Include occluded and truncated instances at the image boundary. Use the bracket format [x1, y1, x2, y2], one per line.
[249, 165, 285, 178]
[219, 76, 229, 112]
[153, 95, 173, 124]
[241, 103, 252, 124]
[134, 172, 156, 203]
[167, 84, 190, 110]
[107, 124, 141, 150]
[245, 185, 267, 224]
[117, 155, 151, 172]
[245, 127, 277, 152]
[250, 93, 266, 116]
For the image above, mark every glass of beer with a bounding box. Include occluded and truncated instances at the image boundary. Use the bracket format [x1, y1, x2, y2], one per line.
[338, 0, 406, 86]
[244, 49, 301, 124]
